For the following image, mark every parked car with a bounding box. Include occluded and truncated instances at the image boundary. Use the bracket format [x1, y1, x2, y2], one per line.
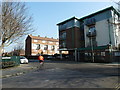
[20, 56, 28, 64]
[47, 56, 55, 60]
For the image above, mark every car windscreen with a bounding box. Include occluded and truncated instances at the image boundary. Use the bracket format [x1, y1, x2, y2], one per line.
[20, 57, 26, 59]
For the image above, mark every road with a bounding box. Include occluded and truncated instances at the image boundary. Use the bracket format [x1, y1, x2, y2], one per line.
[2, 60, 119, 88]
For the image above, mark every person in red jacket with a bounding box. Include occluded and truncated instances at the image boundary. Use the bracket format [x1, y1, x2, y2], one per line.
[38, 55, 44, 65]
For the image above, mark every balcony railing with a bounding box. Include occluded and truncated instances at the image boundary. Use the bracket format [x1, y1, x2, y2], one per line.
[87, 31, 96, 37]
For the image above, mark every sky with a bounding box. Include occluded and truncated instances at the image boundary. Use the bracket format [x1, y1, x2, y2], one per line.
[26, 2, 116, 39]
[4, 1, 119, 52]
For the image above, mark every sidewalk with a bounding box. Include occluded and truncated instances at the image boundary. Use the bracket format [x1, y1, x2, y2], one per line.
[1, 63, 39, 78]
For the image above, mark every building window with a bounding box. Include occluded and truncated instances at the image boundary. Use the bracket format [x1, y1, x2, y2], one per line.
[60, 32, 66, 40]
[36, 44, 40, 50]
[62, 41, 66, 48]
[32, 44, 37, 49]
[42, 40, 46, 43]
[101, 52, 105, 56]
[85, 18, 96, 26]
[89, 26, 96, 33]
[49, 41, 53, 44]
[56, 42, 59, 45]
[89, 37, 97, 47]
[51, 45, 55, 51]
[34, 40, 38, 42]
[44, 45, 48, 50]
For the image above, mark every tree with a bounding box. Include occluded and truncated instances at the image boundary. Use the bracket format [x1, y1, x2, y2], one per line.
[0, 1, 33, 56]
[12, 44, 24, 56]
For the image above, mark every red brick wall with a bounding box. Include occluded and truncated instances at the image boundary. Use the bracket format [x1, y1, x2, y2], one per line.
[59, 27, 85, 49]
[25, 36, 31, 56]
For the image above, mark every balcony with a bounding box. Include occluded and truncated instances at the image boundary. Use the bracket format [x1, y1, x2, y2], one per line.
[87, 31, 96, 37]
[85, 18, 96, 26]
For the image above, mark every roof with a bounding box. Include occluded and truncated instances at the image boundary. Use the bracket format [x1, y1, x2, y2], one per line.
[57, 16, 79, 25]
[28, 35, 59, 42]
[57, 6, 120, 25]
[79, 6, 120, 20]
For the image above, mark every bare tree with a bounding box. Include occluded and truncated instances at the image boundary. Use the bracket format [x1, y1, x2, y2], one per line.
[0, 1, 33, 55]
[12, 44, 24, 56]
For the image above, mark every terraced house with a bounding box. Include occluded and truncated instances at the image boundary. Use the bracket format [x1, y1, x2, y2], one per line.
[57, 6, 120, 62]
[25, 35, 59, 56]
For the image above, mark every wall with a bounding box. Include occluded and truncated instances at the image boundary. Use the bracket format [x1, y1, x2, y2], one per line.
[96, 19, 110, 46]
[83, 9, 119, 48]
[59, 19, 80, 31]
[31, 38, 59, 55]
[25, 36, 31, 56]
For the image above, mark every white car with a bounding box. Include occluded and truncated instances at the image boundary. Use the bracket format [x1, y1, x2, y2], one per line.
[20, 56, 28, 64]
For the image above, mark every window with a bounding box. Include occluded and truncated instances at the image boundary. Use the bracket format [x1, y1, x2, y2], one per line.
[36, 44, 40, 50]
[49, 41, 53, 44]
[101, 52, 105, 56]
[62, 41, 66, 48]
[40, 44, 44, 50]
[60, 32, 66, 40]
[32, 44, 37, 49]
[89, 37, 97, 47]
[42, 40, 46, 43]
[34, 40, 38, 42]
[44, 45, 48, 50]
[51, 45, 55, 50]
[89, 26, 96, 33]
[56, 42, 59, 45]
[85, 18, 96, 26]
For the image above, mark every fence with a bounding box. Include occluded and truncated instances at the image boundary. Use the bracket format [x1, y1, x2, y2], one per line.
[2, 56, 20, 68]
[77, 50, 120, 63]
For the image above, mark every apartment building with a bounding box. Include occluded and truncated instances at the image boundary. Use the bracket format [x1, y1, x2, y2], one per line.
[25, 35, 59, 56]
[57, 6, 120, 62]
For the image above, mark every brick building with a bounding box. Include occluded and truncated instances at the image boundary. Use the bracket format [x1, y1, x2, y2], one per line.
[25, 35, 59, 56]
[57, 6, 120, 62]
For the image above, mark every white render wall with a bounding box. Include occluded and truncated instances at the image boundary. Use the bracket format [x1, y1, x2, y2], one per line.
[111, 10, 120, 47]
[96, 19, 110, 46]
[84, 18, 119, 47]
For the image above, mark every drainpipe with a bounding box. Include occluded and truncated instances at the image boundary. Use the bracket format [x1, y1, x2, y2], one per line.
[72, 27, 74, 48]
[107, 19, 112, 44]
[75, 48, 77, 62]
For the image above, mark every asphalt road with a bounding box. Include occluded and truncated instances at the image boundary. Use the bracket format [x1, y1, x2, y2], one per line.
[2, 60, 120, 88]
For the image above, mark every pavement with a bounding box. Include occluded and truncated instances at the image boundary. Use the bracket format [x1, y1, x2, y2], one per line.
[1, 61, 119, 79]
[1, 63, 39, 78]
